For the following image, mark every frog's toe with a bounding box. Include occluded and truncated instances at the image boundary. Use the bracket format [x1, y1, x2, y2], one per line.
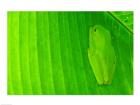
[97, 80, 104, 85]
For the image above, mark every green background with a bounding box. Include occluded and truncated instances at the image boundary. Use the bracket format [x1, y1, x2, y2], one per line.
[8, 11, 133, 95]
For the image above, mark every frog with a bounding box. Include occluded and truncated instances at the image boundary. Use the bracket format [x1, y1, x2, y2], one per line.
[88, 25, 116, 85]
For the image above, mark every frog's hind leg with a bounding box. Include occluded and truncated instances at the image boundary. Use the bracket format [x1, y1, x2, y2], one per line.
[109, 53, 117, 84]
[107, 48, 116, 84]
[88, 49, 104, 85]
[99, 54, 109, 85]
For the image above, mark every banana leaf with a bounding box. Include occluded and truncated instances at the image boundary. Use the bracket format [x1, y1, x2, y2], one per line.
[8, 11, 133, 95]
[110, 11, 133, 32]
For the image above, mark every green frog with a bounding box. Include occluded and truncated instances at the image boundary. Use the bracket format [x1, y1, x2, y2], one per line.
[88, 25, 116, 85]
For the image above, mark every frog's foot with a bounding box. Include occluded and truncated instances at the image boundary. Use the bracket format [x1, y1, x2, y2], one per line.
[97, 80, 104, 85]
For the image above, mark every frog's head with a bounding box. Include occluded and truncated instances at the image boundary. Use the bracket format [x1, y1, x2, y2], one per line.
[89, 25, 111, 49]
